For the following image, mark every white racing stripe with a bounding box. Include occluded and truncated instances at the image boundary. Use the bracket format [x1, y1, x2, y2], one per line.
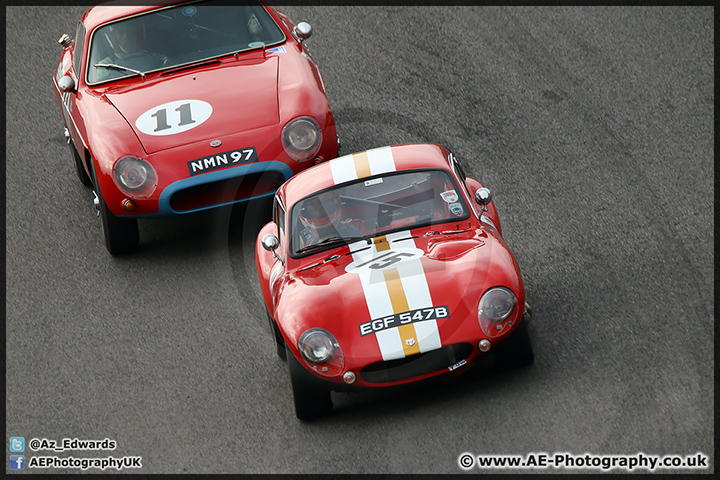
[329, 146, 398, 185]
[329, 155, 358, 185]
[366, 146, 396, 176]
[348, 231, 443, 361]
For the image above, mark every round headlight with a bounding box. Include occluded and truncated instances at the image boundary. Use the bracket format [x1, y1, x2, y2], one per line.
[113, 156, 157, 198]
[281, 116, 322, 162]
[298, 328, 336, 364]
[478, 287, 517, 322]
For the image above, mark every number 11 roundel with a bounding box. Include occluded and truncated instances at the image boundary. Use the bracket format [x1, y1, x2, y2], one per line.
[135, 99, 213, 136]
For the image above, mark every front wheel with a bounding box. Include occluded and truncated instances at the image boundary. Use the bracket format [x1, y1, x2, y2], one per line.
[71, 145, 92, 187]
[287, 347, 333, 420]
[91, 162, 139, 256]
[493, 319, 534, 370]
[266, 308, 286, 361]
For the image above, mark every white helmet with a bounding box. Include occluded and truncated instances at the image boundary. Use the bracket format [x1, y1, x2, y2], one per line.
[298, 191, 341, 237]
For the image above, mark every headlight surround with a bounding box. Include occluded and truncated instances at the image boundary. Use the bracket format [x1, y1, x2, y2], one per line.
[281, 116, 322, 162]
[113, 156, 158, 198]
[299, 328, 335, 363]
[297, 328, 344, 377]
[477, 287, 517, 338]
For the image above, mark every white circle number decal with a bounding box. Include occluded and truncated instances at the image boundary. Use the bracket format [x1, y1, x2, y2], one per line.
[135, 99, 212, 136]
[345, 247, 423, 273]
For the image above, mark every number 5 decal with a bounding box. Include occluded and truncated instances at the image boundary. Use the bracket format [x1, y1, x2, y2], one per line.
[345, 248, 422, 273]
[135, 99, 213, 136]
[356, 251, 416, 270]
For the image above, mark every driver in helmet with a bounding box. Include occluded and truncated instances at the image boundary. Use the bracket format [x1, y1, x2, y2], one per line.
[94, 19, 166, 80]
[103, 20, 152, 61]
[297, 191, 362, 249]
[113, 21, 146, 56]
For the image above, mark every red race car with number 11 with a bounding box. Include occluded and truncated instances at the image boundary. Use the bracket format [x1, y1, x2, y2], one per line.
[53, 0, 338, 255]
[256, 143, 534, 420]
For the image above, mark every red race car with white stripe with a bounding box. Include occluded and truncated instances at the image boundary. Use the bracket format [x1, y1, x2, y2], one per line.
[255, 143, 533, 420]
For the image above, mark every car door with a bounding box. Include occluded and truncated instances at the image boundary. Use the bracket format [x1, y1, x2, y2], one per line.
[268, 195, 288, 311]
[56, 22, 87, 158]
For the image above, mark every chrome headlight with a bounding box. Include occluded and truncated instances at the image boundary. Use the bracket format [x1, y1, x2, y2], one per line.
[478, 287, 517, 322]
[298, 328, 336, 363]
[281, 116, 322, 162]
[297, 328, 344, 377]
[113, 156, 158, 198]
[478, 287, 517, 338]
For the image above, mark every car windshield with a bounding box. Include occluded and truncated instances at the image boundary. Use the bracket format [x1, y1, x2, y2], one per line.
[290, 169, 472, 256]
[86, 0, 285, 84]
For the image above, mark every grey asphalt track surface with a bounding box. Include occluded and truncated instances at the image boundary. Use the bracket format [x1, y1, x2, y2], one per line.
[6, 5, 713, 474]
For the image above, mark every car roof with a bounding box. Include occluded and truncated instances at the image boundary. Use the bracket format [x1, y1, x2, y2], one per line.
[81, 0, 269, 31]
[280, 143, 453, 208]
[81, 2, 176, 30]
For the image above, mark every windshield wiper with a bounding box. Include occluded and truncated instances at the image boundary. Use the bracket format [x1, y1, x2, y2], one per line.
[94, 63, 145, 79]
[296, 235, 370, 254]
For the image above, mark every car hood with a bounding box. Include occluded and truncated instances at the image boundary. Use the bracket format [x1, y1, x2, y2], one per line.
[275, 226, 524, 361]
[105, 57, 279, 155]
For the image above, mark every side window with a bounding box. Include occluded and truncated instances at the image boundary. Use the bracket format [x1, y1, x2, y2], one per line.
[277, 204, 286, 238]
[271, 7, 295, 34]
[450, 154, 480, 217]
[276, 198, 287, 261]
[273, 195, 286, 242]
[73, 22, 85, 78]
[451, 154, 468, 182]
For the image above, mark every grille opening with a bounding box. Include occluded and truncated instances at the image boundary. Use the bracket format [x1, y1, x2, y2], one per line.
[170, 171, 285, 212]
[360, 343, 474, 384]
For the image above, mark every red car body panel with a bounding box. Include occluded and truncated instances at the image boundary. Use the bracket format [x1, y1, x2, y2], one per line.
[53, 0, 337, 218]
[105, 57, 281, 154]
[255, 144, 525, 389]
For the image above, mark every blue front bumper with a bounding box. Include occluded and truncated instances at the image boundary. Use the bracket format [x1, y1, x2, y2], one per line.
[127, 160, 293, 218]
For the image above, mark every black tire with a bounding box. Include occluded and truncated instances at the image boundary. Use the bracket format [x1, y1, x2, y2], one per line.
[493, 319, 534, 371]
[90, 161, 139, 256]
[72, 145, 92, 187]
[266, 308, 286, 361]
[287, 347, 333, 420]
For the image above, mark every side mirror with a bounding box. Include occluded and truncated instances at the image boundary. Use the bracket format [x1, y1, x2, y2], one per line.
[58, 34, 72, 48]
[474, 187, 492, 206]
[294, 22, 312, 42]
[58, 75, 76, 93]
[262, 233, 284, 265]
[262, 234, 280, 252]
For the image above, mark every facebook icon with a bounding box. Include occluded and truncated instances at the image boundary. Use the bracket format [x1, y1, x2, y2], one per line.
[9, 455, 25, 470]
